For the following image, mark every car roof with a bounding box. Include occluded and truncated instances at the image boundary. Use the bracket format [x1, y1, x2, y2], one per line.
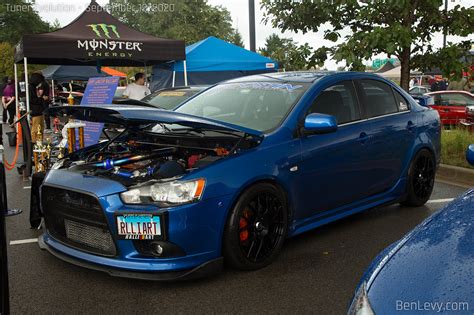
[426, 90, 474, 96]
[224, 71, 342, 83]
[223, 71, 395, 84]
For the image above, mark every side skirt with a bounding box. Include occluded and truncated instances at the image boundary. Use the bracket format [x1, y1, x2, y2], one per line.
[289, 178, 407, 238]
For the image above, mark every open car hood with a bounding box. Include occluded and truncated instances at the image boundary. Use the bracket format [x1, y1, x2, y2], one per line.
[49, 105, 263, 137]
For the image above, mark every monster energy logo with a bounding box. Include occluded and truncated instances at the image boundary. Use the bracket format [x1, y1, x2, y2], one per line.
[78, 23, 142, 58]
[87, 24, 120, 38]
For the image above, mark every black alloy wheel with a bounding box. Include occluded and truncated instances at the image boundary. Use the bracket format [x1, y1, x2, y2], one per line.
[223, 183, 288, 270]
[401, 149, 436, 207]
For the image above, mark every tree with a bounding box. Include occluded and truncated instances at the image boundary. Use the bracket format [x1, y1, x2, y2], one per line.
[259, 34, 312, 71]
[228, 29, 244, 47]
[109, 0, 243, 46]
[261, 0, 474, 91]
[0, 0, 52, 44]
[0, 42, 14, 79]
[50, 19, 62, 32]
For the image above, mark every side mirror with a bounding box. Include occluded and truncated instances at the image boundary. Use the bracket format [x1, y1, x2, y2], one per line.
[467, 144, 474, 166]
[304, 113, 337, 134]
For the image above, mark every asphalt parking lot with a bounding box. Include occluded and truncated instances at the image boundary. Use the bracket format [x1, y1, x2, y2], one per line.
[2, 131, 469, 314]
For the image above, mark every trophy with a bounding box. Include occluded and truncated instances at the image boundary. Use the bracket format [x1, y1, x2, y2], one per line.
[33, 125, 47, 173]
[67, 82, 74, 105]
[64, 81, 85, 153]
[57, 147, 64, 159]
[65, 122, 86, 153]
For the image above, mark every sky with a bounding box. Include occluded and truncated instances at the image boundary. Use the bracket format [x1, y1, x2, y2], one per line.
[29, 0, 474, 70]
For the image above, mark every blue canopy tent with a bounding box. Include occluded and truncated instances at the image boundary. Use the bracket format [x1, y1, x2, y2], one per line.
[151, 36, 278, 91]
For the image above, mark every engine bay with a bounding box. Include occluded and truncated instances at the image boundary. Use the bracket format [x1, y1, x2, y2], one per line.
[56, 127, 259, 186]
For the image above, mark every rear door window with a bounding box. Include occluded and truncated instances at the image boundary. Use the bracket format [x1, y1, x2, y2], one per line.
[358, 80, 399, 118]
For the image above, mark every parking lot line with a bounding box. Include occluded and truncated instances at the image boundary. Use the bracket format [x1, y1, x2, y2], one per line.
[427, 198, 454, 204]
[23, 186, 31, 189]
[9, 238, 38, 245]
[435, 179, 471, 189]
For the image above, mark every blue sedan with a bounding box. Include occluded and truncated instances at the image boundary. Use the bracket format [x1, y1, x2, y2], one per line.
[348, 145, 474, 314]
[41, 71, 441, 279]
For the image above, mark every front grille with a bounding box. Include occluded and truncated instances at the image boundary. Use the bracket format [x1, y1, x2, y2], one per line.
[42, 186, 117, 257]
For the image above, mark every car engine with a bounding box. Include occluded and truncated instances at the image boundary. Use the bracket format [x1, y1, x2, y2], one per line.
[55, 128, 259, 186]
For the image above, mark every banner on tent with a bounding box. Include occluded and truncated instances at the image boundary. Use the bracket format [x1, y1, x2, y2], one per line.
[80, 76, 119, 146]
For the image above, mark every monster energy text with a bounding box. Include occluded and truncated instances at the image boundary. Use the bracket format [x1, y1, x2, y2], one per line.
[78, 39, 142, 51]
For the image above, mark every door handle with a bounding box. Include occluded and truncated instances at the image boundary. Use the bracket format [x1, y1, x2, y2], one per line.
[407, 120, 417, 131]
[358, 132, 369, 144]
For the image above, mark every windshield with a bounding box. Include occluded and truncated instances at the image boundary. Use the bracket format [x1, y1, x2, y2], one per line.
[142, 89, 201, 110]
[175, 82, 309, 132]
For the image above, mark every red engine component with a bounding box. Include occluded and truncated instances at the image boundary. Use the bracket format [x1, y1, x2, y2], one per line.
[187, 154, 202, 168]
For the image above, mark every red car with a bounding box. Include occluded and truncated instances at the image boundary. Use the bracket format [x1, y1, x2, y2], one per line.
[426, 90, 474, 126]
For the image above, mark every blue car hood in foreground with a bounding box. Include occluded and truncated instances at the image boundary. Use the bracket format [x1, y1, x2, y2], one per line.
[366, 189, 474, 313]
[48, 105, 263, 137]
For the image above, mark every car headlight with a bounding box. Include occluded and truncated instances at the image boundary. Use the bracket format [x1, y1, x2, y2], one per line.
[120, 178, 205, 205]
[348, 282, 375, 315]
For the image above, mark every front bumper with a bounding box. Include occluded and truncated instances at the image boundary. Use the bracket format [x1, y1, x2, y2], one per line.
[460, 119, 474, 126]
[39, 235, 223, 281]
[40, 169, 233, 279]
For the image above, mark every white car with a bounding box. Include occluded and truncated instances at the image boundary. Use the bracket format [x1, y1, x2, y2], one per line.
[409, 86, 430, 96]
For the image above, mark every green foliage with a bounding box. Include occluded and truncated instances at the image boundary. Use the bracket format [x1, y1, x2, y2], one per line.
[109, 0, 243, 46]
[412, 41, 473, 81]
[441, 128, 474, 169]
[0, 0, 52, 44]
[50, 19, 62, 32]
[262, 0, 474, 90]
[0, 42, 14, 78]
[259, 34, 312, 71]
[228, 30, 244, 48]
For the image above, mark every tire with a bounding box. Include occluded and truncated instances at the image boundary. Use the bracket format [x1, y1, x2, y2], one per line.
[401, 149, 436, 207]
[223, 183, 288, 270]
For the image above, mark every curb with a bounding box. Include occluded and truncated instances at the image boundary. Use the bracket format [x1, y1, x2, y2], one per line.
[437, 164, 474, 187]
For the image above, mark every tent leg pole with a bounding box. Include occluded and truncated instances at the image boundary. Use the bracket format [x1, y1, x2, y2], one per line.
[14, 64, 19, 132]
[23, 58, 30, 115]
[172, 71, 175, 87]
[51, 79, 55, 101]
[144, 62, 148, 85]
[183, 61, 188, 87]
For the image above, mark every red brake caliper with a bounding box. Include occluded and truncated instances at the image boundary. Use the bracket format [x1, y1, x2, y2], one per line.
[239, 209, 250, 242]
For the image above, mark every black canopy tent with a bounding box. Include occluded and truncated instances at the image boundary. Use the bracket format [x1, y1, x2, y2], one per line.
[14, 1, 185, 66]
[13, 0, 186, 113]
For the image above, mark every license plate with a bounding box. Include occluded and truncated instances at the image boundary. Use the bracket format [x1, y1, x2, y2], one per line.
[116, 213, 161, 240]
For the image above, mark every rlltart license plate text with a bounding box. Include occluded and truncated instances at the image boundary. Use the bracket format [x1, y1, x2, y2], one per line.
[116, 214, 161, 240]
